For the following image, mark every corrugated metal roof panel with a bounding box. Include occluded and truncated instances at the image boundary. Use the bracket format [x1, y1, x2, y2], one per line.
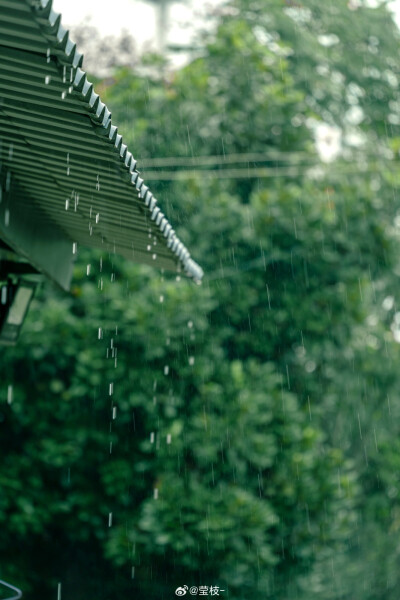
[0, 0, 203, 288]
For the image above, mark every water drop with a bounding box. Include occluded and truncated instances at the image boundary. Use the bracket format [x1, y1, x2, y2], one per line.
[188, 356, 195, 366]
[166, 434, 171, 444]
[154, 488, 158, 499]
[112, 406, 117, 419]
[65, 199, 69, 210]
[164, 365, 169, 376]
[159, 295, 164, 303]
[188, 321, 193, 328]
[150, 432, 155, 443]
[7, 385, 13, 404]
[109, 382, 114, 396]
[72, 242, 77, 254]
[87, 264, 91, 275]
[108, 512, 113, 527]
[4, 209, 9, 226]
[45, 75, 51, 84]
[98, 327, 103, 339]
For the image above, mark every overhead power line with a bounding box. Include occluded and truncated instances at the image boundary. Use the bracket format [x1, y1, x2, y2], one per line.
[139, 150, 317, 168]
[141, 162, 398, 181]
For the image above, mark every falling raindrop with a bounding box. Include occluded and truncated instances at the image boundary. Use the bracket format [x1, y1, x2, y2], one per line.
[57, 582, 62, 600]
[87, 264, 91, 276]
[72, 242, 77, 254]
[152, 253, 157, 260]
[150, 432, 155, 443]
[5, 171, 11, 191]
[147, 245, 151, 251]
[46, 48, 50, 63]
[108, 512, 113, 527]
[65, 199, 69, 210]
[154, 488, 159, 499]
[159, 295, 164, 303]
[4, 209, 9, 227]
[188, 321, 193, 328]
[166, 434, 171, 444]
[7, 385, 13, 404]
[1, 287, 7, 304]
[98, 327, 103, 340]
[109, 382, 114, 396]
[131, 567, 135, 579]
[164, 365, 169, 376]
[112, 406, 117, 419]
[95, 213, 100, 223]
[45, 75, 51, 85]
[188, 356, 195, 366]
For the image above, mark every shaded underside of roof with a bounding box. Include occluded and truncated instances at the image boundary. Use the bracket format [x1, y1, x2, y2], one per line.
[0, 0, 203, 289]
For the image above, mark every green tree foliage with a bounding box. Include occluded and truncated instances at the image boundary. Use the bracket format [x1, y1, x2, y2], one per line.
[2, 1, 400, 599]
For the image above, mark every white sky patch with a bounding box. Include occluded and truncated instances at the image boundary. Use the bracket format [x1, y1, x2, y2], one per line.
[318, 33, 340, 47]
[52, 0, 227, 55]
[52, 0, 156, 47]
[314, 123, 342, 163]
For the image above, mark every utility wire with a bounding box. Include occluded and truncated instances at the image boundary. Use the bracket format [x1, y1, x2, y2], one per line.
[141, 162, 398, 181]
[139, 150, 318, 167]
[139, 149, 394, 169]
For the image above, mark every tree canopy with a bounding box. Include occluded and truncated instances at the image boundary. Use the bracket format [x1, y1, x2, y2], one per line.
[2, 1, 400, 599]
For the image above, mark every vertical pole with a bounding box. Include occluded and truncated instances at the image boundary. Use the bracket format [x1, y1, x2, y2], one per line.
[157, 0, 168, 53]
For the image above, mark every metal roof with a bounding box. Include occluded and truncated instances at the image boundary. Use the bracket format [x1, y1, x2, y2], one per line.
[0, 0, 203, 290]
